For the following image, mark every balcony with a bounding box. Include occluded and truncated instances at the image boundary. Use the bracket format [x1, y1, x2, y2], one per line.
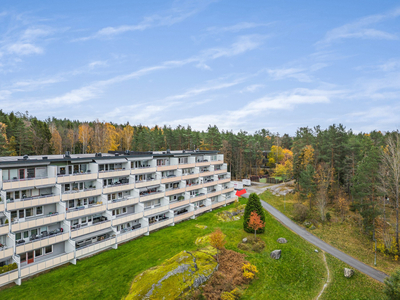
[143, 205, 169, 217]
[169, 199, 189, 209]
[194, 205, 210, 215]
[189, 193, 207, 203]
[185, 183, 202, 192]
[181, 173, 199, 180]
[71, 220, 112, 239]
[139, 191, 164, 202]
[0, 224, 9, 235]
[223, 187, 235, 193]
[161, 175, 182, 184]
[116, 226, 148, 243]
[7, 194, 60, 211]
[98, 169, 130, 179]
[16, 232, 70, 254]
[57, 172, 97, 183]
[212, 201, 225, 209]
[61, 188, 101, 201]
[20, 252, 74, 278]
[213, 169, 227, 175]
[149, 218, 173, 232]
[165, 187, 186, 197]
[75, 236, 116, 259]
[103, 182, 135, 194]
[108, 196, 139, 210]
[0, 269, 18, 287]
[217, 178, 230, 185]
[210, 160, 224, 165]
[195, 160, 210, 167]
[178, 162, 196, 169]
[199, 171, 214, 177]
[112, 211, 143, 226]
[11, 212, 65, 232]
[2, 176, 56, 190]
[206, 190, 221, 198]
[156, 164, 178, 172]
[203, 180, 217, 188]
[66, 204, 106, 219]
[0, 245, 13, 260]
[135, 179, 161, 188]
[131, 166, 157, 175]
[174, 211, 194, 223]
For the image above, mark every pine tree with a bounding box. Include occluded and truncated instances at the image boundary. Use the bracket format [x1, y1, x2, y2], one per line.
[244, 193, 265, 234]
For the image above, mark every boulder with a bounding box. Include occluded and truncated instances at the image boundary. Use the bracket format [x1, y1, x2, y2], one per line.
[277, 238, 287, 244]
[309, 225, 316, 230]
[314, 249, 319, 253]
[270, 250, 281, 260]
[303, 221, 312, 228]
[242, 238, 248, 243]
[344, 268, 354, 278]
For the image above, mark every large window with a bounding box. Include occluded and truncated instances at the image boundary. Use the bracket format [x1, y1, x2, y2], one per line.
[45, 246, 52, 254]
[35, 248, 42, 257]
[27, 168, 35, 179]
[36, 206, 43, 215]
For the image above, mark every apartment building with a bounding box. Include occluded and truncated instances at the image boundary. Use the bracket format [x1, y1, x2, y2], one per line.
[0, 150, 236, 286]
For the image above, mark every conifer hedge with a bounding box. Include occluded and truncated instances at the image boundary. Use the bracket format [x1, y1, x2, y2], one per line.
[243, 193, 266, 233]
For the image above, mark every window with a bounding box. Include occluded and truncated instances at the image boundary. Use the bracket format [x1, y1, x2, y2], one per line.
[24, 231, 29, 238]
[19, 210, 24, 219]
[65, 184, 71, 191]
[69, 200, 74, 208]
[27, 168, 35, 178]
[122, 207, 127, 213]
[6, 192, 12, 200]
[31, 229, 38, 236]
[16, 233, 21, 240]
[118, 192, 122, 198]
[99, 164, 105, 172]
[19, 169, 25, 179]
[59, 167, 66, 175]
[73, 219, 79, 226]
[36, 206, 43, 215]
[35, 248, 42, 257]
[81, 217, 87, 224]
[45, 246, 52, 254]
[11, 211, 17, 219]
[20, 253, 26, 263]
[112, 210, 116, 216]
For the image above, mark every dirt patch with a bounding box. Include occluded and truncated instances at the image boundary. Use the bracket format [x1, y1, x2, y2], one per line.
[237, 236, 266, 253]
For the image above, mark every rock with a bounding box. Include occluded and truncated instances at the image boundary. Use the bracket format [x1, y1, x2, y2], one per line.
[309, 225, 316, 230]
[242, 238, 248, 243]
[277, 238, 287, 244]
[303, 221, 312, 228]
[344, 268, 354, 278]
[314, 249, 319, 253]
[270, 250, 281, 260]
[125, 246, 218, 300]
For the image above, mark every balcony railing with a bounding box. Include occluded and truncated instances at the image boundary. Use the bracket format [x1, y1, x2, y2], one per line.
[63, 187, 96, 195]
[76, 235, 115, 250]
[6, 193, 56, 203]
[16, 230, 65, 246]
[11, 212, 60, 224]
[3, 176, 49, 183]
[99, 168, 127, 173]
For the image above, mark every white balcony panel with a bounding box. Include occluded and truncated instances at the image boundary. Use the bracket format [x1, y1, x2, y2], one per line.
[12, 213, 65, 232]
[213, 170, 226, 175]
[181, 173, 199, 180]
[16, 232, 69, 254]
[75, 237, 116, 259]
[3, 177, 56, 190]
[103, 183, 135, 194]
[62, 189, 101, 201]
[149, 219, 173, 231]
[170, 199, 190, 209]
[21, 252, 74, 278]
[210, 160, 224, 165]
[157, 165, 178, 172]
[0, 270, 18, 287]
[194, 206, 210, 215]
[0, 225, 8, 235]
[174, 211, 194, 223]
[217, 179, 230, 185]
[185, 184, 203, 192]
[57, 173, 97, 184]
[143, 205, 169, 217]
[98, 169, 130, 179]
[112, 212, 143, 226]
[199, 171, 214, 177]
[165, 188, 186, 197]
[195, 162, 210, 167]
[206, 190, 222, 198]
[140, 192, 164, 202]
[108, 197, 139, 210]
[161, 176, 182, 184]
[0, 247, 13, 260]
[223, 187, 235, 193]
[212, 201, 225, 209]
[66, 205, 106, 219]
[71, 221, 112, 239]
[131, 167, 156, 175]
[116, 227, 148, 243]
[203, 182, 217, 188]
[189, 194, 207, 203]
[7, 195, 60, 211]
[178, 163, 195, 169]
[135, 179, 160, 189]
[0, 203, 4, 212]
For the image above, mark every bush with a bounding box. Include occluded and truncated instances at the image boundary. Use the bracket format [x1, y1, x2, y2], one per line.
[251, 241, 265, 253]
[384, 269, 400, 299]
[326, 212, 331, 222]
[293, 203, 309, 222]
[243, 193, 265, 234]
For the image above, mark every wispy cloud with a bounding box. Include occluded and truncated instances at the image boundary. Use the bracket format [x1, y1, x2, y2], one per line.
[240, 84, 264, 93]
[206, 22, 270, 34]
[76, 0, 216, 41]
[317, 7, 400, 46]
[267, 68, 311, 82]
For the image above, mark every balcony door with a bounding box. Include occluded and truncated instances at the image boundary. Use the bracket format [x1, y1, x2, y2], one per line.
[27, 251, 34, 264]
[19, 169, 25, 180]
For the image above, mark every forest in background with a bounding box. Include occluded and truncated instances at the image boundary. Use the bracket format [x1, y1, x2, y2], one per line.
[0, 109, 400, 260]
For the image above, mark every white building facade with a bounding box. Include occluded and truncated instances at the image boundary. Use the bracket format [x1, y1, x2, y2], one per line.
[0, 150, 236, 286]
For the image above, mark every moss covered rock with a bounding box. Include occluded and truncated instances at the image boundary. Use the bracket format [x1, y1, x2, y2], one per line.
[195, 224, 208, 230]
[125, 246, 218, 300]
[216, 205, 246, 222]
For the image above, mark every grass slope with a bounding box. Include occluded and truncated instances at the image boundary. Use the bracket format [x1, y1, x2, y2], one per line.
[0, 198, 383, 299]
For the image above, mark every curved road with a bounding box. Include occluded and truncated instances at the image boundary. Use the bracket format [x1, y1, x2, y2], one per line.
[243, 187, 388, 283]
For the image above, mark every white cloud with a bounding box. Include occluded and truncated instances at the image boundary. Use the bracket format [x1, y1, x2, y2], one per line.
[7, 43, 43, 55]
[240, 84, 264, 93]
[267, 68, 312, 82]
[317, 7, 400, 46]
[207, 22, 270, 34]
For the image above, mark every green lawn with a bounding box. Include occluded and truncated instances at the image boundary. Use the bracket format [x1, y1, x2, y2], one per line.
[0, 198, 385, 300]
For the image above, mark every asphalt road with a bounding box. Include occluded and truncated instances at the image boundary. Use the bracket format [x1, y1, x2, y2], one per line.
[242, 186, 388, 283]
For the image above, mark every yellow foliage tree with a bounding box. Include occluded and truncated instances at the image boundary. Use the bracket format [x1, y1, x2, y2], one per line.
[121, 125, 134, 150]
[78, 123, 93, 154]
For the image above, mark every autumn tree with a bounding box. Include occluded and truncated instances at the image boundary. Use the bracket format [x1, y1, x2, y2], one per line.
[78, 123, 93, 154]
[314, 162, 333, 221]
[49, 123, 62, 154]
[209, 228, 226, 262]
[248, 211, 265, 238]
[244, 193, 265, 234]
[121, 124, 134, 150]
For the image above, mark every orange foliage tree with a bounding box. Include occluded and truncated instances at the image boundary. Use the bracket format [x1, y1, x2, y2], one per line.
[248, 211, 265, 238]
[209, 228, 226, 262]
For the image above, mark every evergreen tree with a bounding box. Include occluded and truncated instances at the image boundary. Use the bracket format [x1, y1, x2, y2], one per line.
[244, 193, 265, 234]
[384, 269, 400, 300]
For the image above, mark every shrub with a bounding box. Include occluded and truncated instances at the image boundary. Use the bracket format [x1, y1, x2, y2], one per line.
[243, 193, 265, 234]
[221, 291, 235, 300]
[242, 263, 258, 280]
[384, 269, 400, 299]
[237, 243, 251, 251]
[293, 203, 309, 222]
[326, 212, 331, 222]
[251, 241, 265, 253]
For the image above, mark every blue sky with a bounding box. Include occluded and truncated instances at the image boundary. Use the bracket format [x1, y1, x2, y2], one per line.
[0, 0, 399, 134]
